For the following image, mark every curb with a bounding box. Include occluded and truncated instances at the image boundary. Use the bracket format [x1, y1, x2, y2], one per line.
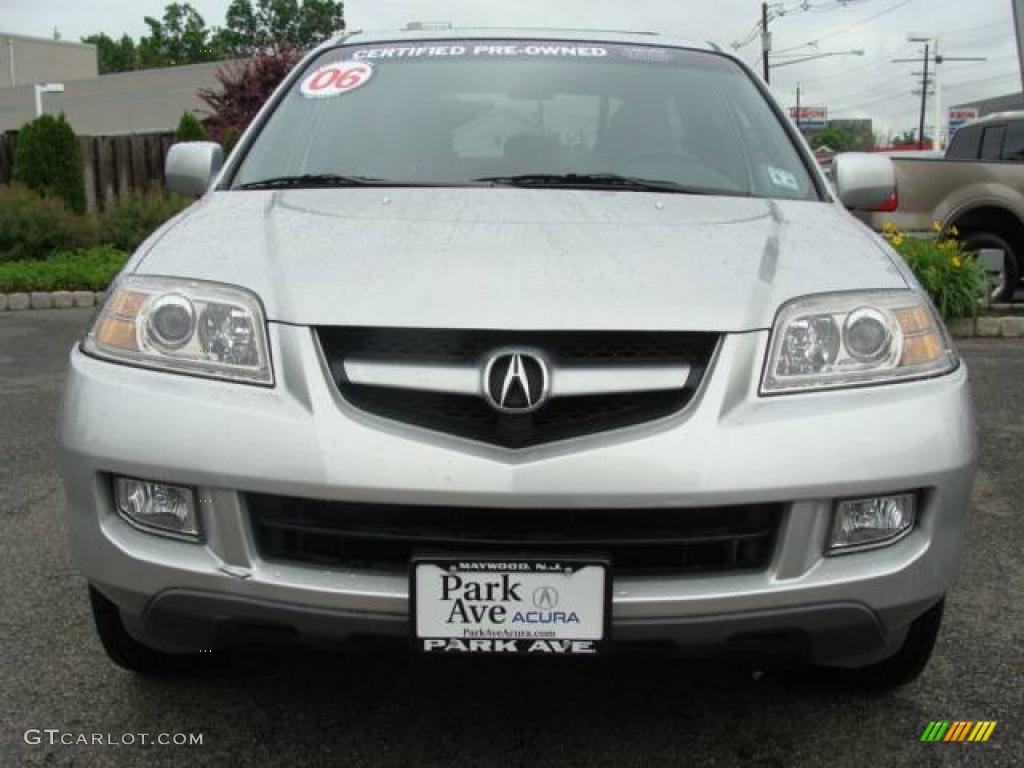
[1, 291, 105, 311]
[948, 315, 1024, 339]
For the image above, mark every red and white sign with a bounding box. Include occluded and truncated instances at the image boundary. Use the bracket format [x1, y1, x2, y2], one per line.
[949, 108, 979, 136]
[789, 106, 827, 130]
[300, 61, 374, 99]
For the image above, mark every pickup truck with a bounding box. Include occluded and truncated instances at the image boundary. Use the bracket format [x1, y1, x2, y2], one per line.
[866, 111, 1024, 302]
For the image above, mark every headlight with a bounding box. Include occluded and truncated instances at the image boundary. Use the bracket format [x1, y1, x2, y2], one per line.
[84, 275, 273, 385]
[761, 291, 956, 394]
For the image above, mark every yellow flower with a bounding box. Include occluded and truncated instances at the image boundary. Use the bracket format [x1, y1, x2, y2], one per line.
[882, 221, 899, 235]
[951, 256, 962, 269]
[892, 234, 905, 246]
[932, 221, 943, 233]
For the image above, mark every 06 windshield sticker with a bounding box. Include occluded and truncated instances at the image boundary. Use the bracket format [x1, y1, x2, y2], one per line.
[300, 60, 374, 99]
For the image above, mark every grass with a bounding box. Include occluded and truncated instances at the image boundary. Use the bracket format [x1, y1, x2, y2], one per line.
[0, 246, 128, 293]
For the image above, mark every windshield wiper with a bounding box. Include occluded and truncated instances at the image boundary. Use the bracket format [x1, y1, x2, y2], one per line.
[473, 173, 726, 195]
[235, 174, 403, 190]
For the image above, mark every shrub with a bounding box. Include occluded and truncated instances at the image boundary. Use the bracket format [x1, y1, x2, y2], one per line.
[100, 192, 192, 252]
[0, 246, 128, 292]
[175, 111, 208, 142]
[882, 222, 988, 320]
[13, 114, 87, 214]
[0, 184, 98, 261]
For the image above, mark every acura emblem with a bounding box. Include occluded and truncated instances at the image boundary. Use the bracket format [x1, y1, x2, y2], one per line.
[483, 351, 550, 413]
[532, 586, 559, 609]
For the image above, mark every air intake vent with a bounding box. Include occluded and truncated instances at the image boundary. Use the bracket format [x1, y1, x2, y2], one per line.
[250, 495, 781, 576]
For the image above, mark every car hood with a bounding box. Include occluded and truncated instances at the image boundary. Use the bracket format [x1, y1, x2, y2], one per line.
[136, 188, 906, 332]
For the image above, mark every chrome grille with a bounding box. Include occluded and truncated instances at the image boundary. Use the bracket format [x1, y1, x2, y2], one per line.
[317, 328, 718, 448]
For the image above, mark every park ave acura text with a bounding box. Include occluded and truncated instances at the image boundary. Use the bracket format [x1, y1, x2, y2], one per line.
[58, 27, 976, 688]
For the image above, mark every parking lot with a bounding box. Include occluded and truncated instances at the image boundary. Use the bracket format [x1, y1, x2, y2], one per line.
[1, 308, 1021, 767]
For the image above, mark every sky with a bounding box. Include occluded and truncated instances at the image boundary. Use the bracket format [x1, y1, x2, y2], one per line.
[3, 0, 1020, 137]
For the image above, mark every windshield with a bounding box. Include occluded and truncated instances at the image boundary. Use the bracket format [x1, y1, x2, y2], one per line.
[232, 40, 819, 201]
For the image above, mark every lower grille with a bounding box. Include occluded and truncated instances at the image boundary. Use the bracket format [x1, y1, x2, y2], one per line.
[317, 328, 719, 449]
[249, 495, 781, 576]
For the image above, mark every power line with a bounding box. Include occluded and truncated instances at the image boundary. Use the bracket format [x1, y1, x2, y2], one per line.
[732, 0, 871, 51]
[830, 70, 1019, 113]
[773, 0, 917, 54]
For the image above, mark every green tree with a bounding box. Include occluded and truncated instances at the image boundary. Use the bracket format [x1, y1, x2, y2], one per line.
[13, 115, 86, 214]
[137, 3, 218, 68]
[809, 126, 851, 153]
[216, 0, 345, 55]
[83, 1, 345, 73]
[82, 33, 139, 74]
[892, 130, 932, 147]
[174, 111, 208, 141]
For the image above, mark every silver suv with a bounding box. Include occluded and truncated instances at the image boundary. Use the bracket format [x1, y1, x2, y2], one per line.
[60, 28, 976, 688]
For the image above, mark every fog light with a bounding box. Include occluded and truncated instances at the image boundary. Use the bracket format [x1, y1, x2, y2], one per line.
[829, 494, 916, 553]
[114, 477, 201, 540]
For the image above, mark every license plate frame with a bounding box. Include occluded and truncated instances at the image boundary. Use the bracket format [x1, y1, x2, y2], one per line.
[411, 554, 612, 656]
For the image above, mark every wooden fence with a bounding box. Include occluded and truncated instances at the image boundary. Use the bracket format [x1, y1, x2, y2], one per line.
[0, 131, 176, 212]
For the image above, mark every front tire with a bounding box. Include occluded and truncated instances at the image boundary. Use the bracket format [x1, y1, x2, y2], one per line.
[818, 599, 945, 692]
[89, 586, 181, 674]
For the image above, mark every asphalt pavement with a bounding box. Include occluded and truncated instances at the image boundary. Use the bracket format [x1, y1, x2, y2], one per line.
[1, 309, 1021, 768]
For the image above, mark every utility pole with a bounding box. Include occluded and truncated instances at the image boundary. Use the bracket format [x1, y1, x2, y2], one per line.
[795, 83, 802, 131]
[762, 2, 771, 84]
[896, 36, 986, 150]
[933, 39, 943, 149]
[1015, 0, 1024, 91]
[918, 43, 930, 147]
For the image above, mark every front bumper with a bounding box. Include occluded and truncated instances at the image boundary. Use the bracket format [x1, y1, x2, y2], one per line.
[59, 325, 976, 663]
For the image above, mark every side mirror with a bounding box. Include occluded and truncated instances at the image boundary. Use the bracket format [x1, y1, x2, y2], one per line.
[833, 153, 896, 211]
[165, 142, 224, 198]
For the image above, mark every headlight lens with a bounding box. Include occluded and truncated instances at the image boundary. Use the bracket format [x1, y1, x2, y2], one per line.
[761, 291, 956, 394]
[84, 275, 272, 385]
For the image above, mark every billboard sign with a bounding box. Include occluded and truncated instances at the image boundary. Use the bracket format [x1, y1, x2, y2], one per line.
[790, 106, 827, 132]
[949, 108, 979, 137]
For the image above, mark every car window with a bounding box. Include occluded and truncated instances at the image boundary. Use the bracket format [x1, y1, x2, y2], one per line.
[946, 125, 981, 160]
[1003, 121, 1024, 162]
[980, 125, 1006, 161]
[233, 41, 819, 201]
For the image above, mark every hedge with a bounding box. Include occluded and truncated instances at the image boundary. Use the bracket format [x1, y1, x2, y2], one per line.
[0, 184, 190, 261]
[0, 247, 129, 293]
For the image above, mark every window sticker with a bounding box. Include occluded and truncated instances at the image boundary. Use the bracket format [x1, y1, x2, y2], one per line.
[767, 166, 800, 192]
[300, 61, 374, 99]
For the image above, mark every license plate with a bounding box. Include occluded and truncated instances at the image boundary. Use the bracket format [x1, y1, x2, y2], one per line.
[412, 557, 610, 655]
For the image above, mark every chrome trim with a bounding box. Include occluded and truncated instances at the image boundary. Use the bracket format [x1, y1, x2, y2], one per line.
[343, 359, 477, 394]
[552, 365, 690, 397]
[342, 358, 691, 399]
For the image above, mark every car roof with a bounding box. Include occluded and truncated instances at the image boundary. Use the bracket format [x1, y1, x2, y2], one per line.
[962, 110, 1024, 129]
[326, 25, 719, 53]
